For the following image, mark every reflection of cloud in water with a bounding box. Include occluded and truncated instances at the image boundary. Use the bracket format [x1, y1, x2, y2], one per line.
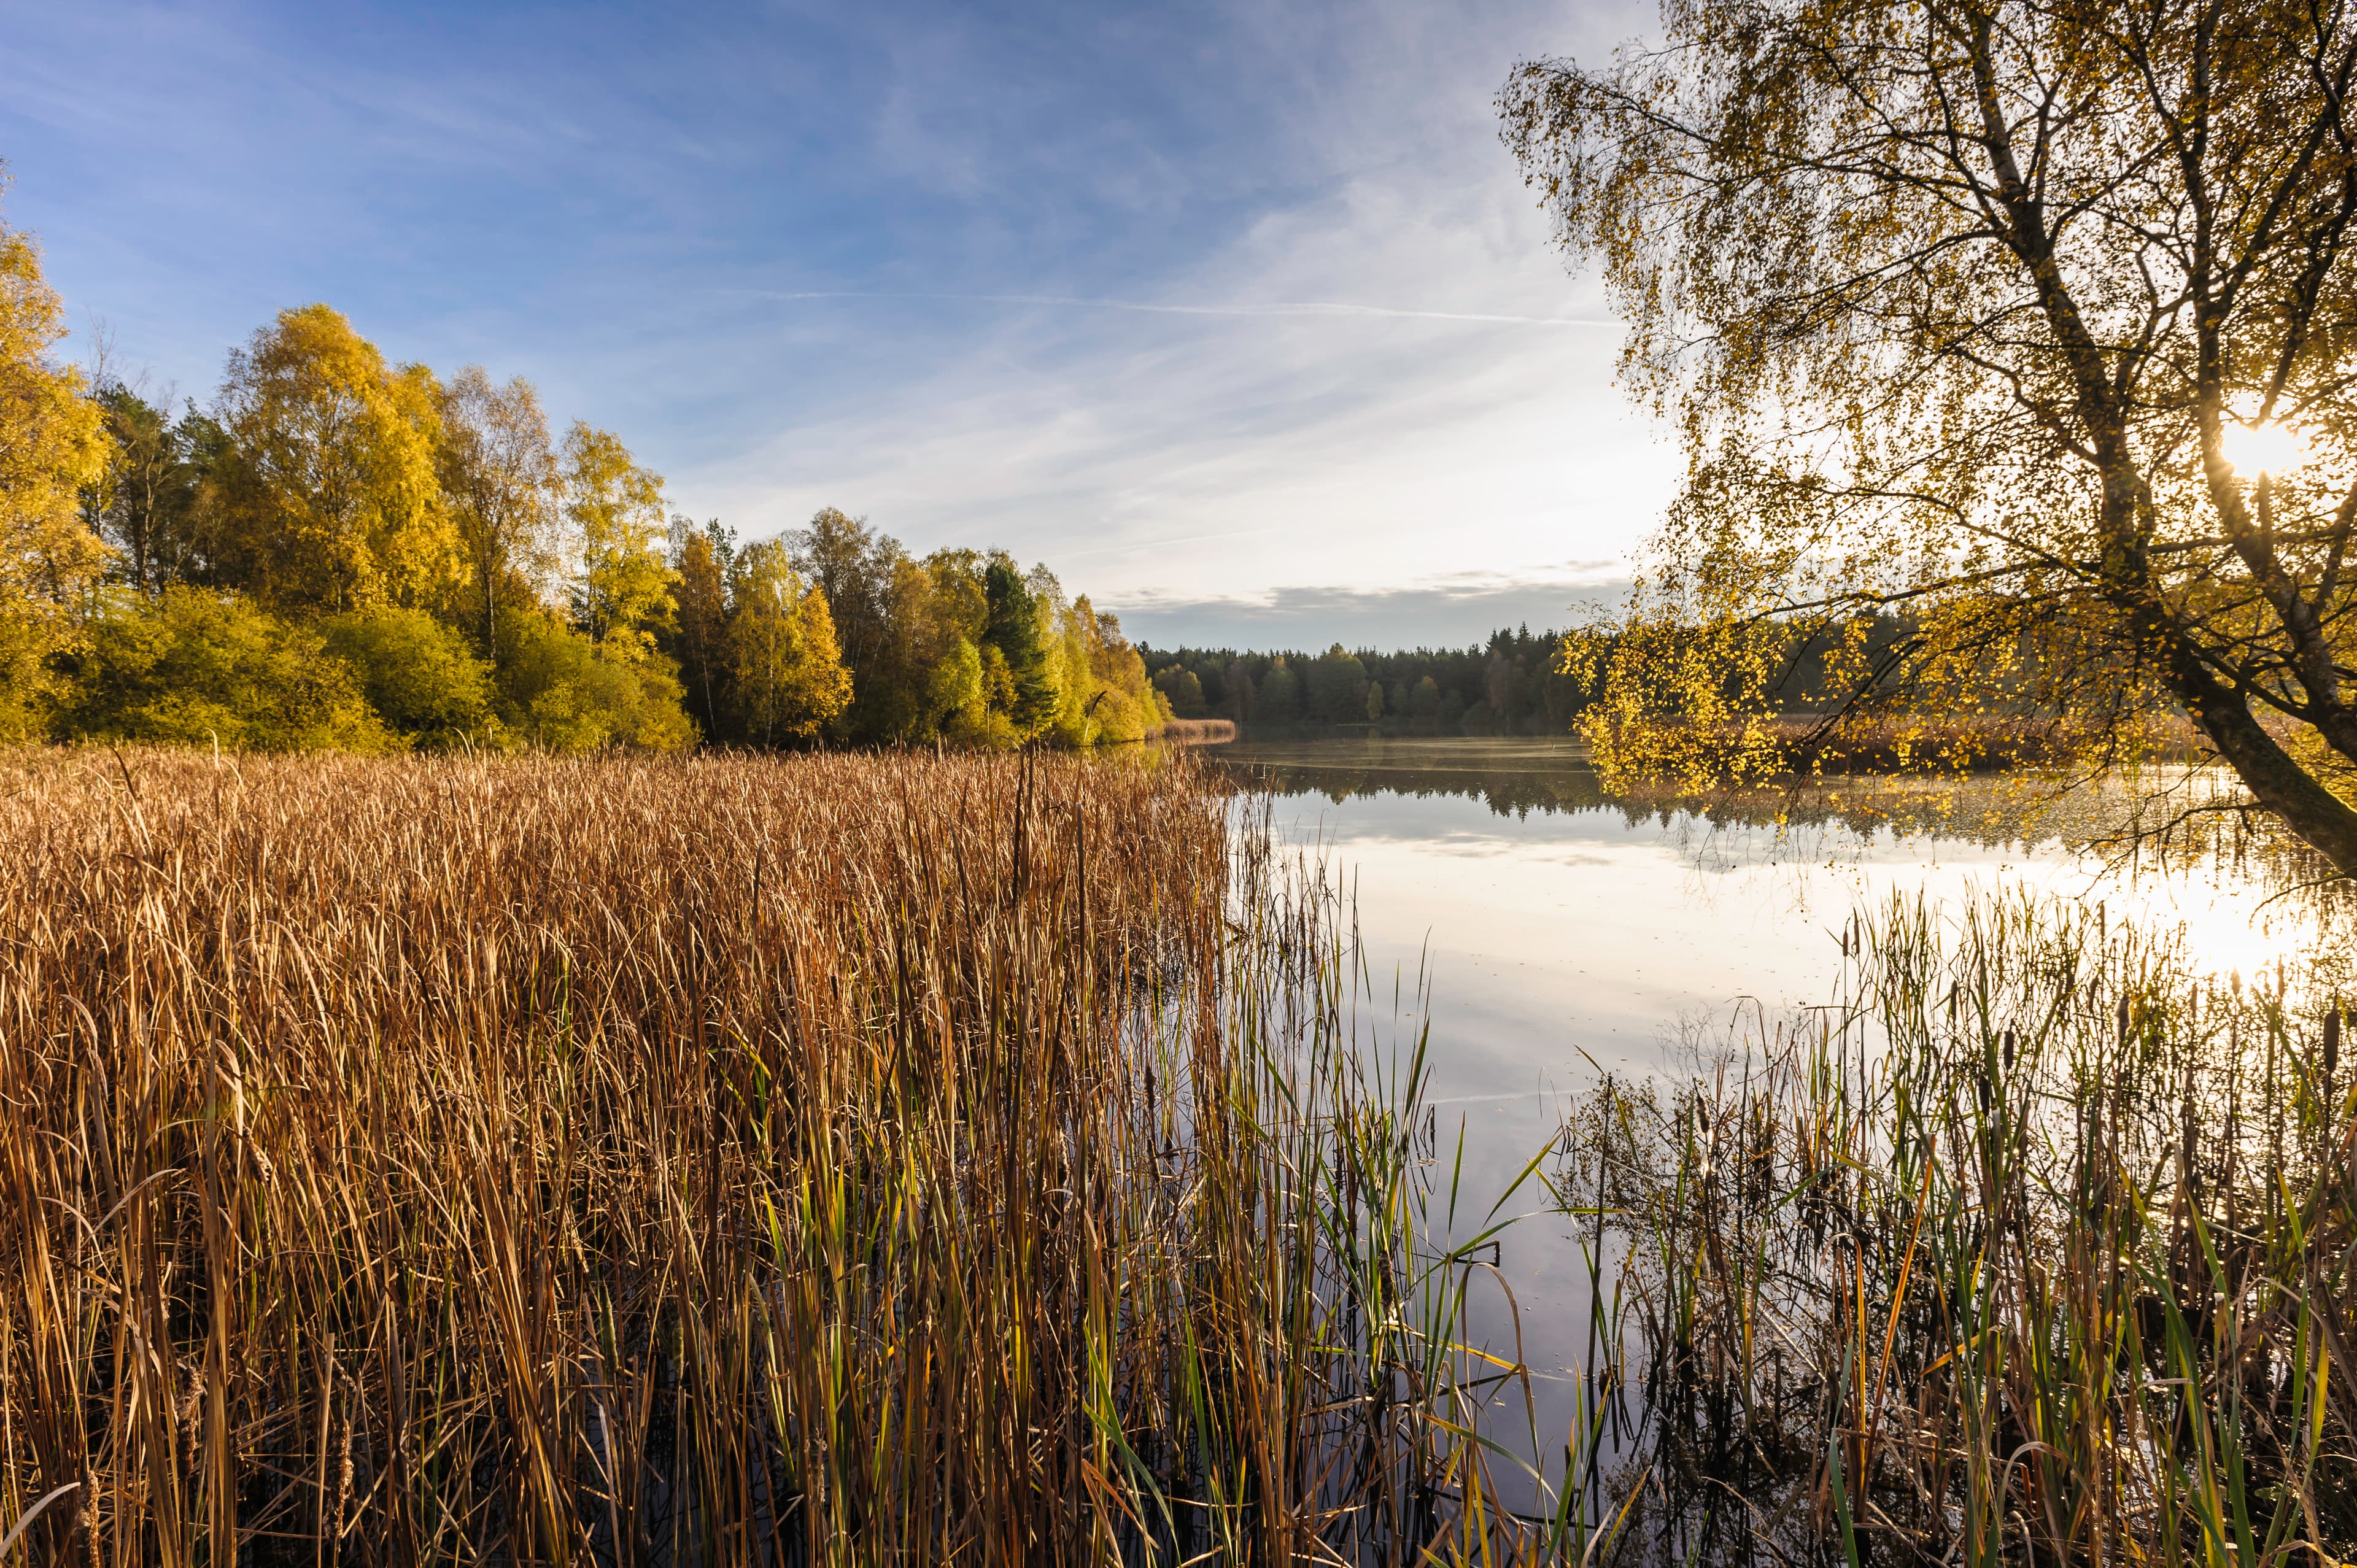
[1217, 736, 2333, 892]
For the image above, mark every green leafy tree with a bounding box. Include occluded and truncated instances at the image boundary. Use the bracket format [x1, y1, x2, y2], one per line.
[493, 606, 690, 752]
[87, 382, 213, 592]
[318, 606, 502, 750]
[1258, 658, 1300, 724]
[881, 548, 980, 742]
[926, 637, 997, 745]
[1225, 660, 1256, 724]
[982, 554, 1056, 735]
[1154, 664, 1206, 717]
[1307, 644, 1369, 722]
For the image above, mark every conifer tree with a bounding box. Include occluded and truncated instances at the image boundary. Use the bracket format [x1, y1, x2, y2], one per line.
[981, 554, 1055, 735]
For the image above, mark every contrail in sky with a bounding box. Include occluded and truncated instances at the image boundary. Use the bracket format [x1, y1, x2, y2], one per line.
[747, 289, 1617, 328]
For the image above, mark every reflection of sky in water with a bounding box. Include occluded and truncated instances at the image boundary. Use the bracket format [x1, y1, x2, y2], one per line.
[1245, 753, 2320, 1099]
[1215, 738, 2334, 1482]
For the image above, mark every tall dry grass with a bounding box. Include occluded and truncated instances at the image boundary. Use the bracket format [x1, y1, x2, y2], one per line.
[0, 747, 1562, 1566]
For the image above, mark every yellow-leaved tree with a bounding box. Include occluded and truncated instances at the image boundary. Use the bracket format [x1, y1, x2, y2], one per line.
[560, 422, 693, 749]
[0, 183, 109, 738]
[1506, 0, 2357, 873]
[563, 422, 674, 662]
[436, 367, 559, 670]
[726, 539, 852, 744]
[209, 304, 456, 613]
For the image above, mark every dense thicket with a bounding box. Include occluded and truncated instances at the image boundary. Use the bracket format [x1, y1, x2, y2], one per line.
[738, 508, 1171, 749]
[0, 171, 1164, 755]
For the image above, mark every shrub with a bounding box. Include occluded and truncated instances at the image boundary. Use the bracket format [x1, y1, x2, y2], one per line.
[494, 606, 694, 752]
[58, 588, 392, 752]
[318, 606, 504, 750]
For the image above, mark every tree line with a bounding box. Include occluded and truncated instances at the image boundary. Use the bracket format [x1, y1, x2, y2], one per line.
[0, 187, 1167, 754]
[1140, 625, 1589, 736]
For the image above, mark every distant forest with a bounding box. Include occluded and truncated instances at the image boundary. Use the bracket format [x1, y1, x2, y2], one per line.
[1140, 617, 1913, 739]
[1140, 625, 1585, 738]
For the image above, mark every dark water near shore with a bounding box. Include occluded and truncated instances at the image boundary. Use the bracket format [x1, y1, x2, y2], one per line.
[1206, 735, 2328, 1486]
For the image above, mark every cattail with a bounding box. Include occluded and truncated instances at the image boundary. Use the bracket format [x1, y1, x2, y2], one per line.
[2002, 1029, 2016, 1071]
[2326, 1007, 2342, 1079]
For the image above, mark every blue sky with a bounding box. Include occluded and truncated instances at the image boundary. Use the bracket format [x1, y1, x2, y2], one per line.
[2, 0, 1671, 649]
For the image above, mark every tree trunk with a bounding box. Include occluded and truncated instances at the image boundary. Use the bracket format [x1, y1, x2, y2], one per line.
[2172, 649, 2357, 877]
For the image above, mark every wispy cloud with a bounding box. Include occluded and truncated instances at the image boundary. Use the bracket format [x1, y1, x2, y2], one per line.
[5, 0, 1674, 647]
[748, 290, 1620, 328]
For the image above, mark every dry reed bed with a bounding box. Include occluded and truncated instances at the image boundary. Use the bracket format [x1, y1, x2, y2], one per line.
[0, 748, 1546, 1566]
[1562, 891, 2357, 1565]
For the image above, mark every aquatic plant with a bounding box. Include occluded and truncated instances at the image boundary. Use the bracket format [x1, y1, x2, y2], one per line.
[0, 747, 1585, 1566]
[1562, 889, 2357, 1564]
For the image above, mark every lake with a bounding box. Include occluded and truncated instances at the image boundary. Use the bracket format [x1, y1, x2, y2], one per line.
[1208, 734, 2336, 1494]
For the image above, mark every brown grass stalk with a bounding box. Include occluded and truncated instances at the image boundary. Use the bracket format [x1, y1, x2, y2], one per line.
[0, 747, 1565, 1567]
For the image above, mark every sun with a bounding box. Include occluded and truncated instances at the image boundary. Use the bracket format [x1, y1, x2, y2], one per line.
[2220, 420, 2310, 477]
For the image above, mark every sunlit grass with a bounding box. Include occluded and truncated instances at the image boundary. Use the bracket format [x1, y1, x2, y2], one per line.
[0, 746, 1587, 1566]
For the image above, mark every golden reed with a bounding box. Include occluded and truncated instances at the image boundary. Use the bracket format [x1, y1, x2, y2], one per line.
[0, 747, 1555, 1567]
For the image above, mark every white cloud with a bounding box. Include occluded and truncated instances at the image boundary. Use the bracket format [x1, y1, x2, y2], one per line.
[691, 162, 1676, 610]
[9, 0, 1678, 650]
[669, 0, 1681, 627]
[1107, 565, 1630, 651]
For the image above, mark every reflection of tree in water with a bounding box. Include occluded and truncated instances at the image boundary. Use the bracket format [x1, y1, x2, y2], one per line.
[1215, 750, 2344, 894]
[1217, 756, 2097, 844]
[1218, 760, 1612, 821]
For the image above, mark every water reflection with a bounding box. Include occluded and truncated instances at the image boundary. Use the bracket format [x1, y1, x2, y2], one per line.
[1213, 735, 2181, 851]
[1212, 737, 2338, 1077]
[1204, 736, 2343, 1524]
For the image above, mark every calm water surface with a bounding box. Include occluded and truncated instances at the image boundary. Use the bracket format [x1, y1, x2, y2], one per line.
[1210, 735, 2330, 1472]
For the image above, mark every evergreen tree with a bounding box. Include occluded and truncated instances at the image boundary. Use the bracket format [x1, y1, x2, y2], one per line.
[981, 554, 1055, 736]
[667, 517, 733, 740]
